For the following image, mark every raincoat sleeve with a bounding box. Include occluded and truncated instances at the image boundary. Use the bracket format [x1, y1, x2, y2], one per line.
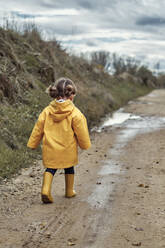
[27, 111, 46, 149]
[72, 112, 91, 150]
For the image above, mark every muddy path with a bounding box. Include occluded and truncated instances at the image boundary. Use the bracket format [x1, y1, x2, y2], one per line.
[1, 89, 165, 248]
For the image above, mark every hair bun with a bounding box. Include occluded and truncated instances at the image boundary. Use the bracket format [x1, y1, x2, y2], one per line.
[46, 85, 59, 98]
[64, 84, 74, 97]
[66, 85, 73, 92]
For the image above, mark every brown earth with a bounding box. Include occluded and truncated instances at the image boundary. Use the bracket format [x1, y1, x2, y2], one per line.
[1, 89, 165, 248]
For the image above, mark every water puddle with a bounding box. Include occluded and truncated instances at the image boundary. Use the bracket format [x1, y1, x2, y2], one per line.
[147, 92, 158, 97]
[98, 160, 121, 176]
[88, 160, 121, 208]
[118, 115, 165, 146]
[88, 109, 165, 208]
[102, 110, 140, 128]
[92, 108, 141, 132]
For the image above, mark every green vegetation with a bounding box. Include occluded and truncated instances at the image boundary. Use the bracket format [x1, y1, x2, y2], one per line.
[0, 25, 159, 179]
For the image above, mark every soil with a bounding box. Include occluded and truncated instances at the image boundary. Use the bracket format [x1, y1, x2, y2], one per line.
[1, 89, 165, 248]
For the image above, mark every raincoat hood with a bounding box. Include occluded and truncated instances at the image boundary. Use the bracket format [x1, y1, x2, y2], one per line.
[49, 99, 74, 122]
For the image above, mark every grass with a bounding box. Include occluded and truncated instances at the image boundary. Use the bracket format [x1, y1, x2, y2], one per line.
[0, 82, 50, 179]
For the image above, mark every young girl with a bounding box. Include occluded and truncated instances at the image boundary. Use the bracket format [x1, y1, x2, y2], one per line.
[27, 77, 91, 204]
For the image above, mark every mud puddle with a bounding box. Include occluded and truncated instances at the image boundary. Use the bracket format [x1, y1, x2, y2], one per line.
[88, 109, 165, 209]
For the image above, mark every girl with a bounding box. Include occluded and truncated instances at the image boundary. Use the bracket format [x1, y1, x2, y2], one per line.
[27, 77, 91, 204]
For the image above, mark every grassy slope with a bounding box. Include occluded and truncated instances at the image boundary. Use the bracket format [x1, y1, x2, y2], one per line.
[0, 28, 152, 179]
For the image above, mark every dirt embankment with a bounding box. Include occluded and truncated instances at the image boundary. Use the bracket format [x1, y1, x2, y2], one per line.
[1, 89, 165, 248]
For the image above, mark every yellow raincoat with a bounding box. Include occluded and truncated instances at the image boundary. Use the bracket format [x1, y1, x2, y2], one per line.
[27, 99, 91, 169]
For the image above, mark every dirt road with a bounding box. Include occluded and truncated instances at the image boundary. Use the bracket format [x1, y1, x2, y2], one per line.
[1, 89, 165, 248]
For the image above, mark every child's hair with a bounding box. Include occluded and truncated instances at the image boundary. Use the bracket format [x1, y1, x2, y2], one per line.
[46, 77, 77, 99]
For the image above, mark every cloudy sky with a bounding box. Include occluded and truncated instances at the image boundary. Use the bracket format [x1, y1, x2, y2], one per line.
[0, 0, 165, 66]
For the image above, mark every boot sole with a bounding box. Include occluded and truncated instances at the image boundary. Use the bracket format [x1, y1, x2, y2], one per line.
[41, 194, 53, 204]
[65, 193, 76, 198]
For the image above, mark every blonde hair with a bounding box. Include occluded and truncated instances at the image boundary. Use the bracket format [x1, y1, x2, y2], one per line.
[46, 77, 77, 98]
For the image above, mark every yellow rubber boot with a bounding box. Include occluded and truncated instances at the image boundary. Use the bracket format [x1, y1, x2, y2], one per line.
[65, 174, 76, 198]
[41, 172, 54, 203]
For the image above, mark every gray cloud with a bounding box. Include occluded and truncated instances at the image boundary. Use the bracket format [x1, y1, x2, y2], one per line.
[85, 41, 96, 47]
[11, 11, 39, 19]
[39, 0, 115, 11]
[78, 1, 94, 10]
[136, 16, 165, 26]
[48, 25, 86, 36]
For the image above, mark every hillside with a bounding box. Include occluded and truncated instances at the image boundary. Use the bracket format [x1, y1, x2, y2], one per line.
[0, 27, 157, 179]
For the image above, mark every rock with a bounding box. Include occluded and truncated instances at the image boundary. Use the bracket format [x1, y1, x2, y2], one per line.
[138, 184, 144, 187]
[13, 177, 23, 184]
[132, 242, 142, 246]
[135, 227, 144, 231]
[67, 238, 77, 246]
[68, 241, 76, 246]
[22, 168, 33, 176]
[45, 232, 51, 238]
[29, 172, 36, 178]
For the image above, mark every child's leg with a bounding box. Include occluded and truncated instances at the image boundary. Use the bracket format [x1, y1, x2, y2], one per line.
[41, 168, 57, 203]
[45, 168, 57, 176]
[64, 166, 76, 198]
[64, 167, 74, 174]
